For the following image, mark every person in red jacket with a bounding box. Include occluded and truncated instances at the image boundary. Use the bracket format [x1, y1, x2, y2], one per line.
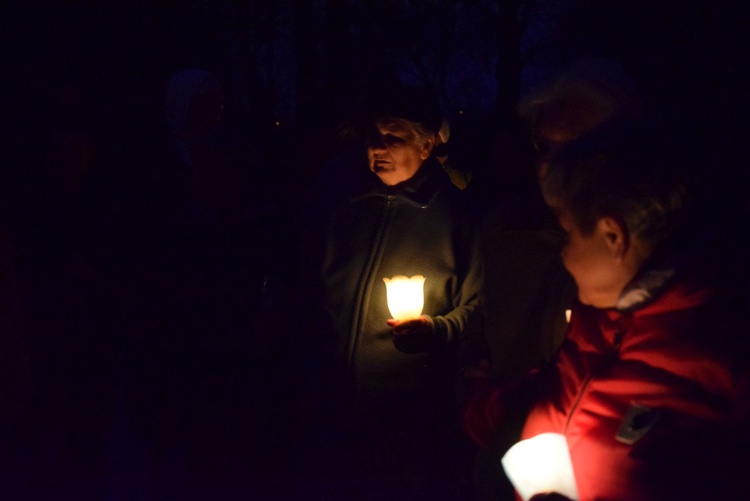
[464, 120, 750, 500]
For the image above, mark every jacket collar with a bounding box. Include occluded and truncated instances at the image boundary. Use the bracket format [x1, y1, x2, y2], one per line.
[350, 157, 448, 208]
[615, 234, 716, 313]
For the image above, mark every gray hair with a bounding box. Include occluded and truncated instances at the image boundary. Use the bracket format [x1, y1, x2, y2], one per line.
[540, 122, 691, 257]
[375, 117, 437, 149]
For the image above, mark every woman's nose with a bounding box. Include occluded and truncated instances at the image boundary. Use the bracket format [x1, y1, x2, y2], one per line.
[368, 139, 387, 152]
[366, 129, 388, 149]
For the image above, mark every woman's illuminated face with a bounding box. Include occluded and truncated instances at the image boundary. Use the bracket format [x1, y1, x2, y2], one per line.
[367, 119, 433, 186]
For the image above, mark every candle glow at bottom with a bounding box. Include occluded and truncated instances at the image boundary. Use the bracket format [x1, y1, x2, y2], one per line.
[383, 275, 425, 321]
[501, 432, 579, 501]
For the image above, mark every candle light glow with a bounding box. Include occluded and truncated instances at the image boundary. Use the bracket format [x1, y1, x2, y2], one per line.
[383, 275, 426, 321]
[501, 432, 579, 501]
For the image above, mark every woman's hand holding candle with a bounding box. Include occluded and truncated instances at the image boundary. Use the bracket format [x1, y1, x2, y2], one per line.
[387, 315, 435, 353]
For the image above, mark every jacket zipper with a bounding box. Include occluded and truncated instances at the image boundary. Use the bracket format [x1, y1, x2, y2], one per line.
[563, 326, 625, 434]
[563, 374, 592, 435]
[346, 194, 395, 376]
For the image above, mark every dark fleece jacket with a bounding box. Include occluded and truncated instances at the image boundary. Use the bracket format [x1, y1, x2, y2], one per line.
[301, 156, 484, 398]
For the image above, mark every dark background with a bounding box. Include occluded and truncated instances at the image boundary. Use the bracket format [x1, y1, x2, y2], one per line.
[4, 1, 748, 198]
[0, 1, 748, 500]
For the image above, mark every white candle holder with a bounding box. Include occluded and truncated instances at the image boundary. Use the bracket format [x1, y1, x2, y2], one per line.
[501, 432, 579, 501]
[383, 275, 426, 321]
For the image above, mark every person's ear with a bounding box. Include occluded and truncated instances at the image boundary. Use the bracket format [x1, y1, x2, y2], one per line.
[597, 216, 630, 259]
[419, 136, 436, 160]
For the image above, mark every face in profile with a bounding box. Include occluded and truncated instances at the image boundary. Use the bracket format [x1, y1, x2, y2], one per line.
[553, 205, 639, 309]
[366, 119, 433, 186]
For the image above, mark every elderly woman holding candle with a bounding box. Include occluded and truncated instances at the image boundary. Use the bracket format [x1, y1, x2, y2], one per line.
[293, 83, 484, 498]
[464, 120, 750, 500]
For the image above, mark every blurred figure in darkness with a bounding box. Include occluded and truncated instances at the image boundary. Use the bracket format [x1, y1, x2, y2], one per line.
[487, 57, 643, 380]
[435, 118, 472, 191]
[0, 69, 120, 500]
[109, 69, 269, 500]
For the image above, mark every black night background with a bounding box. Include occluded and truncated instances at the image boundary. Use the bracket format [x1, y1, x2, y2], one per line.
[1, 1, 748, 500]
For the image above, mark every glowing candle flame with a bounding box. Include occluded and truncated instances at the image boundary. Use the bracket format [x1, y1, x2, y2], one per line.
[383, 275, 425, 321]
[501, 433, 579, 501]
